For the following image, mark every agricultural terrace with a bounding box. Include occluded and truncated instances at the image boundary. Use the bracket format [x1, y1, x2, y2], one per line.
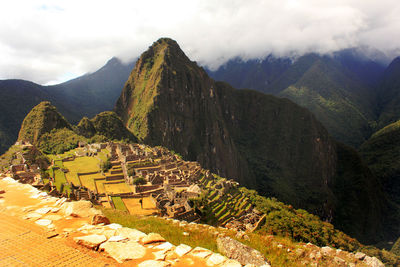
[122, 197, 158, 215]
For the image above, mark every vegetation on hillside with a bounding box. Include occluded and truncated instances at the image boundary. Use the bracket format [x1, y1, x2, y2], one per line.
[91, 111, 137, 142]
[17, 101, 71, 144]
[38, 128, 83, 154]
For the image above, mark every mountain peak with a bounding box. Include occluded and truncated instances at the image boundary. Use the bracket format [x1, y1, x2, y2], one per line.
[17, 101, 71, 144]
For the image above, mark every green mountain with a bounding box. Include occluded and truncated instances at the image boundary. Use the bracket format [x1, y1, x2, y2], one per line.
[18, 101, 72, 144]
[377, 57, 400, 127]
[209, 53, 383, 147]
[90, 111, 137, 142]
[115, 38, 395, 244]
[0, 58, 134, 154]
[360, 120, 400, 205]
[17, 102, 136, 155]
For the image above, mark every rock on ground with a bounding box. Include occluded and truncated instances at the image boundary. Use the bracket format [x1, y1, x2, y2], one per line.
[363, 256, 385, 267]
[217, 236, 268, 266]
[61, 200, 102, 217]
[175, 244, 192, 257]
[116, 227, 147, 242]
[141, 233, 166, 244]
[74, 234, 107, 249]
[206, 253, 227, 266]
[100, 240, 146, 263]
[91, 214, 110, 225]
[189, 247, 213, 259]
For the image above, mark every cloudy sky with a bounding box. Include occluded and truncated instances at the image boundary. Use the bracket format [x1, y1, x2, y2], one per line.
[1, 0, 400, 85]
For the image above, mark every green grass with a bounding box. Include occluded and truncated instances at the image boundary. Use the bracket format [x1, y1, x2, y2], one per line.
[63, 156, 100, 173]
[104, 182, 132, 194]
[97, 149, 110, 164]
[100, 207, 317, 266]
[101, 208, 218, 252]
[53, 168, 70, 194]
[111, 196, 128, 211]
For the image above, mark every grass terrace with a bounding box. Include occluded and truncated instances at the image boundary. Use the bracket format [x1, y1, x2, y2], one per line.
[111, 196, 128, 211]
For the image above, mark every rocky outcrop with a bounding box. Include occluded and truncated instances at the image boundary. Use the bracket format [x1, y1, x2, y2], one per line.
[217, 236, 269, 266]
[60, 200, 102, 217]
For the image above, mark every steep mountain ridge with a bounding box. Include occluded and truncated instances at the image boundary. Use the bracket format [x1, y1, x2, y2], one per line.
[377, 57, 400, 127]
[115, 38, 393, 244]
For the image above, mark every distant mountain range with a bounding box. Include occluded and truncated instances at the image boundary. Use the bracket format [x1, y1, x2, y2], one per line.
[0, 57, 134, 153]
[207, 48, 400, 147]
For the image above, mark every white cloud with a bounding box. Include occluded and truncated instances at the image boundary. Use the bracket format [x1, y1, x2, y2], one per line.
[0, 0, 399, 84]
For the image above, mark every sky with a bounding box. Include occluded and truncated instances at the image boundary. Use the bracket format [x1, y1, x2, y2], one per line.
[1, 0, 400, 85]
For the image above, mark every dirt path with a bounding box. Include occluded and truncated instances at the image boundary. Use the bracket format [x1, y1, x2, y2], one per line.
[0, 208, 114, 267]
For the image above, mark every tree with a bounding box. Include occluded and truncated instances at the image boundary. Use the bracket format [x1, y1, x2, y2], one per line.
[133, 177, 146, 185]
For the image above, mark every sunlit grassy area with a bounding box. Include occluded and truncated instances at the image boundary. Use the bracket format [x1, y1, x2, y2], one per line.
[100, 207, 309, 266]
[123, 197, 157, 215]
[47, 148, 83, 161]
[95, 180, 106, 194]
[79, 173, 105, 191]
[65, 172, 81, 186]
[97, 149, 110, 164]
[111, 196, 128, 211]
[101, 208, 218, 252]
[63, 156, 100, 173]
[53, 168, 70, 194]
[104, 182, 131, 194]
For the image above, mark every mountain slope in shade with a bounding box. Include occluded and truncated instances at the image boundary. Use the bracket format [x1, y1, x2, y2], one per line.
[48, 57, 135, 120]
[115, 38, 394, 244]
[360, 120, 400, 205]
[377, 57, 400, 127]
[208, 51, 387, 147]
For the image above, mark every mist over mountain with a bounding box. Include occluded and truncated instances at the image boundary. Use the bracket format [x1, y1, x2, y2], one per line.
[207, 49, 390, 147]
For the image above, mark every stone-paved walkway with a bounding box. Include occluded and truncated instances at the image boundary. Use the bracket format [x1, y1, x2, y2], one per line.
[0, 208, 113, 267]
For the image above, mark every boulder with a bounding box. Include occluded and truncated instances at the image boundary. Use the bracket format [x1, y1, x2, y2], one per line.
[321, 246, 335, 256]
[154, 242, 174, 251]
[363, 256, 384, 267]
[74, 234, 107, 249]
[175, 244, 192, 257]
[354, 252, 366, 260]
[217, 236, 268, 266]
[100, 240, 146, 263]
[141, 233, 166, 244]
[206, 253, 227, 266]
[116, 227, 147, 242]
[61, 200, 102, 217]
[91, 214, 110, 225]
[189, 247, 213, 259]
